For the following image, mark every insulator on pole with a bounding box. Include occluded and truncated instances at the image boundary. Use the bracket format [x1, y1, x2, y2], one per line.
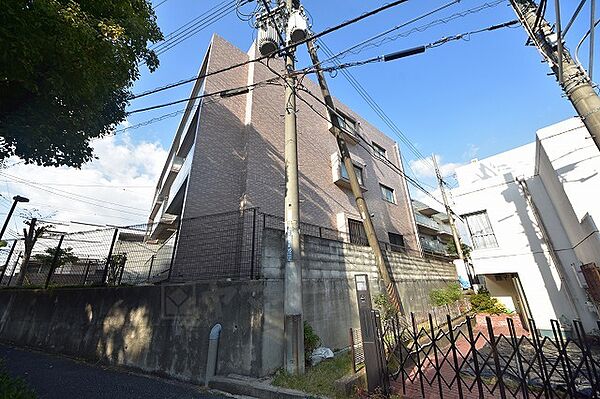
[258, 24, 279, 56]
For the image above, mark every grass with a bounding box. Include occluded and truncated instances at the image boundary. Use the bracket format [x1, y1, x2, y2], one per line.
[272, 352, 354, 398]
[0, 361, 36, 399]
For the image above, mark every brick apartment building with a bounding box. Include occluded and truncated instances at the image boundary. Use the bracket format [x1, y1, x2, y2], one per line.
[148, 35, 421, 278]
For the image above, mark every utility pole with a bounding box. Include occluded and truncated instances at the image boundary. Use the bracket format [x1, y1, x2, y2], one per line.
[283, 0, 304, 375]
[510, 0, 600, 152]
[432, 155, 464, 261]
[305, 39, 403, 313]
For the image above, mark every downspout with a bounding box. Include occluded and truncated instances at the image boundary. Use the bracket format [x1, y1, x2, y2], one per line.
[515, 177, 583, 322]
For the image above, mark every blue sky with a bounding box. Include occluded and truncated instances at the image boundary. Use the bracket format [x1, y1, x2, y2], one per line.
[128, 0, 592, 188]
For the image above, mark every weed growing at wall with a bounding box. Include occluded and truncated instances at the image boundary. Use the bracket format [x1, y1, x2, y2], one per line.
[304, 321, 321, 365]
[429, 283, 463, 306]
[373, 293, 397, 320]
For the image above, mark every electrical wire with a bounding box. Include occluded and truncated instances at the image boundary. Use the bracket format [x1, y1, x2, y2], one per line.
[0, 173, 149, 217]
[315, 0, 507, 68]
[127, 77, 282, 115]
[306, 20, 520, 74]
[130, 0, 411, 100]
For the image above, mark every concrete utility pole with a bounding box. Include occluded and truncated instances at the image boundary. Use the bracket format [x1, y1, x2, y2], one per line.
[305, 39, 403, 313]
[510, 0, 600, 152]
[282, 0, 304, 376]
[432, 155, 464, 261]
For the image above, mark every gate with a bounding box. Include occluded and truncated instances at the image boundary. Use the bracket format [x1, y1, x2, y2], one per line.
[374, 311, 600, 398]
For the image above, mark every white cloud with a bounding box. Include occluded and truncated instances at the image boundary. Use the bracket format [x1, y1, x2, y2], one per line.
[409, 154, 463, 179]
[0, 135, 167, 236]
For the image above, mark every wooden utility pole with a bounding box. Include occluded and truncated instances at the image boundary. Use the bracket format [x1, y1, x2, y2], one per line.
[510, 0, 600, 152]
[432, 155, 464, 261]
[306, 39, 403, 313]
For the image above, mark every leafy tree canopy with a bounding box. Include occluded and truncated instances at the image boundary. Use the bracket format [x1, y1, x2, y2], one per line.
[33, 246, 79, 268]
[0, 0, 163, 167]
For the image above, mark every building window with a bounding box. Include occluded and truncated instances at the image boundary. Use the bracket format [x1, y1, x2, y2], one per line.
[348, 218, 368, 246]
[336, 110, 357, 135]
[463, 210, 498, 250]
[388, 232, 404, 252]
[341, 163, 364, 186]
[372, 142, 387, 160]
[380, 184, 396, 204]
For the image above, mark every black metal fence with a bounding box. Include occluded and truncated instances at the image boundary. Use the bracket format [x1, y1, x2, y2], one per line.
[373, 310, 600, 398]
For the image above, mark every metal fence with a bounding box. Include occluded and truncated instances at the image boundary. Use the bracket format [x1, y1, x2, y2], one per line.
[0, 208, 454, 289]
[373, 310, 600, 398]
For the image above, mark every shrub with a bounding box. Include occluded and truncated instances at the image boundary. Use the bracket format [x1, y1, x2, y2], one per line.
[469, 290, 508, 315]
[373, 293, 397, 320]
[0, 361, 36, 399]
[429, 283, 463, 306]
[303, 321, 321, 365]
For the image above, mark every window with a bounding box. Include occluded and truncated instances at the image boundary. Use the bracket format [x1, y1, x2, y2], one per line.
[463, 210, 498, 250]
[372, 142, 387, 160]
[335, 110, 357, 135]
[348, 218, 368, 245]
[380, 184, 396, 204]
[341, 163, 364, 186]
[388, 232, 405, 252]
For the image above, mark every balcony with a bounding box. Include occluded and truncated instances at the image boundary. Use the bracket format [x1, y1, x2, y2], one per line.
[420, 237, 448, 255]
[415, 213, 453, 236]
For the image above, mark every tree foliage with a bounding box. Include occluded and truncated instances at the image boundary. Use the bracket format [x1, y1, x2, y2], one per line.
[447, 241, 472, 260]
[0, 0, 163, 167]
[469, 289, 509, 315]
[33, 246, 79, 269]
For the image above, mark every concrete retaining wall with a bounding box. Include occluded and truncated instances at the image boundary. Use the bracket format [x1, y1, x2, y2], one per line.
[0, 281, 265, 384]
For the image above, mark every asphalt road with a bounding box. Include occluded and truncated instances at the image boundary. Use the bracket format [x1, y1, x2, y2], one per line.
[0, 344, 228, 399]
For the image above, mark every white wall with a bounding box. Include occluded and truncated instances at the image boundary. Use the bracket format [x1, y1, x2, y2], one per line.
[452, 122, 599, 333]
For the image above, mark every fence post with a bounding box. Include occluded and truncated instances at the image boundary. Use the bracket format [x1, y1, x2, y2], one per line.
[485, 316, 507, 399]
[7, 252, 22, 287]
[507, 318, 529, 399]
[45, 235, 64, 289]
[117, 253, 127, 285]
[250, 208, 257, 279]
[428, 314, 444, 398]
[573, 320, 599, 396]
[411, 312, 426, 396]
[551, 319, 576, 397]
[82, 258, 91, 285]
[167, 217, 182, 282]
[466, 316, 484, 398]
[0, 240, 17, 286]
[147, 255, 155, 283]
[529, 318, 551, 399]
[446, 314, 464, 399]
[102, 228, 119, 285]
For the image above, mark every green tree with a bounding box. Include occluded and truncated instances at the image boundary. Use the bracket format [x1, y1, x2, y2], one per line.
[0, 0, 163, 167]
[33, 246, 79, 269]
[447, 241, 472, 260]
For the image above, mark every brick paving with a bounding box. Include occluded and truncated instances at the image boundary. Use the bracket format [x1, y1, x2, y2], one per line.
[391, 315, 531, 399]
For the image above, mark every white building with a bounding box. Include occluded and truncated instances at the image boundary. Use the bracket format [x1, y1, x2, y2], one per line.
[452, 118, 600, 335]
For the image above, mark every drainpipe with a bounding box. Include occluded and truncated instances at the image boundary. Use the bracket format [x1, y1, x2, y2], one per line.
[204, 323, 222, 387]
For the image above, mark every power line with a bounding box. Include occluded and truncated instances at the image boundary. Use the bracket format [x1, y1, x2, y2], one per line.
[130, 0, 411, 100]
[0, 173, 149, 217]
[315, 0, 506, 66]
[127, 77, 282, 114]
[306, 20, 521, 74]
